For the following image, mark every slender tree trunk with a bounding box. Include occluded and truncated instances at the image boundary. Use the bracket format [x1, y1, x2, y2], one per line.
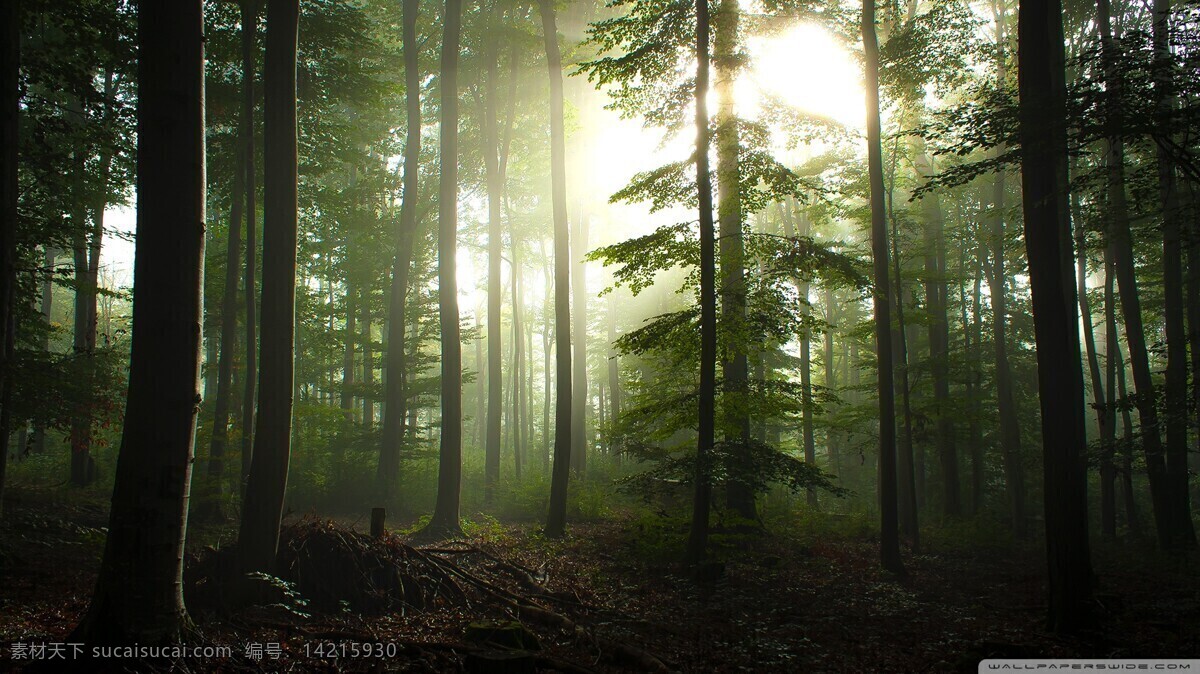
[864, 0, 904, 575]
[1114, 325, 1141, 536]
[512, 245, 524, 480]
[1017, 0, 1094, 630]
[542, 0, 573, 538]
[68, 91, 94, 487]
[823, 288, 839, 478]
[0, 0, 18, 518]
[239, 0, 299, 574]
[607, 292, 621, 452]
[964, 244, 984, 516]
[71, 0, 204, 640]
[1152, 0, 1195, 549]
[482, 22, 504, 495]
[426, 0, 464, 536]
[887, 139, 919, 548]
[30, 248, 55, 455]
[1074, 156, 1114, 538]
[686, 0, 716, 564]
[378, 0, 419, 492]
[917, 155, 960, 517]
[341, 286, 356, 421]
[570, 214, 588, 475]
[1186, 180, 1200, 508]
[1100, 0, 1176, 551]
[241, 0, 260, 487]
[204, 132, 247, 515]
[714, 0, 753, 521]
[1101, 232, 1119, 538]
[542, 238, 553, 472]
[362, 290, 373, 428]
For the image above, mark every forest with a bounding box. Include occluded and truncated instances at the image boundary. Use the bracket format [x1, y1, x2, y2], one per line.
[0, 0, 1198, 670]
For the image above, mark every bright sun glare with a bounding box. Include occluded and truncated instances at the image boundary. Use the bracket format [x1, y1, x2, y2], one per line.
[745, 24, 865, 130]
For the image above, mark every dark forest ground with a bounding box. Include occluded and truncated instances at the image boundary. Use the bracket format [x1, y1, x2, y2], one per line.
[1, 488, 1198, 673]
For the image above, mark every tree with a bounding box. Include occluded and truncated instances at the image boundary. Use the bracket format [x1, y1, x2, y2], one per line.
[0, 0, 18, 519]
[1016, 0, 1094, 632]
[202, 66, 249, 518]
[482, 4, 504, 494]
[543, 0, 573, 539]
[425, 0, 465, 537]
[71, 0, 205, 642]
[241, 0, 260, 487]
[239, 0, 299, 575]
[685, 0, 717, 565]
[378, 0, 420, 493]
[864, 0, 905, 576]
[714, 0, 754, 522]
[1151, 0, 1196, 551]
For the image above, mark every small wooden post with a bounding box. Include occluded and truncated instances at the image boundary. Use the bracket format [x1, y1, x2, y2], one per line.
[370, 507, 386, 538]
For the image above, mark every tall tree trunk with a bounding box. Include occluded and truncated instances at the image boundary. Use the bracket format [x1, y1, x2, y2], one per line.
[963, 243, 984, 516]
[0, 0, 18, 518]
[543, 0, 573, 538]
[542, 238, 553, 472]
[864, 0, 904, 575]
[426, 0, 464, 536]
[512, 245, 524, 480]
[203, 131, 246, 516]
[714, 0, 753, 521]
[1114, 324, 1141, 536]
[341, 286, 356, 420]
[823, 288, 839, 478]
[887, 137, 919, 548]
[482, 21, 503, 495]
[607, 292, 621, 452]
[1151, 0, 1195, 549]
[241, 0, 260, 487]
[239, 0, 299, 574]
[686, 0, 716, 564]
[1017, 0, 1094, 631]
[378, 0, 419, 492]
[783, 199, 818, 507]
[917, 154, 960, 517]
[362, 289, 373, 428]
[1187, 181, 1200, 509]
[1100, 0, 1178, 551]
[570, 214, 588, 476]
[988, 167, 1026, 538]
[1074, 154, 1114, 538]
[71, 0, 204, 640]
[30, 248, 55, 455]
[68, 90, 95, 488]
[1101, 231, 1119, 538]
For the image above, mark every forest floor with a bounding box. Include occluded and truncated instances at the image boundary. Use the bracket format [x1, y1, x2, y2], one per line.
[1, 487, 1198, 673]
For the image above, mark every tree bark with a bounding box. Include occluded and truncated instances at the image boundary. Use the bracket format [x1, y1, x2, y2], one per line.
[1017, 0, 1094, 631]
[240, 0, 260, 487]
[426, 0, 464, 536]
[203, 131, 246, 514]
[864, 0, 904, 575]
[71, 0, 204, 641]
[1151, 0, 1195, 549]
[378, 0, 420, 492]
[686, 0, 717, 564]
[239, 0, 299, 574]
[1100, 0, 1178, 551]
[713, 0, 753, 521]
[570, 213, 588, 476]
[0, 0, 18, 518]
[542, 0, 573, 538]
[482, 18, 504, 494]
